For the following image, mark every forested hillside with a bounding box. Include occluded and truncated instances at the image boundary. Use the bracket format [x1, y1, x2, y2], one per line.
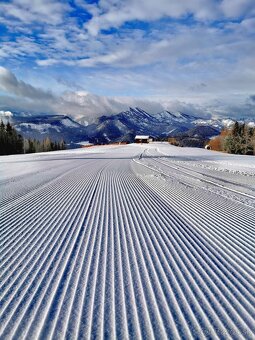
[0, 121, 65, 155]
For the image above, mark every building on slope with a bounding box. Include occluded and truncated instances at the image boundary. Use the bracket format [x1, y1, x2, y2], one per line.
[135, 135, 153, 143]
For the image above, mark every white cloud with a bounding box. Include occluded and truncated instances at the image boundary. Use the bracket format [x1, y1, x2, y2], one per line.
[29, 18, 253, 86]
[0, 66, 54, 100]
[0, 1, 254, 122]
[1, 66, 254, 123]
[84, 0, 221, 35]
[78, 50, 131, 67]
[0, 37, 42, 61]
[0, 0, 69, 25]
[0, 67, 162, 121]
[3, 69, 255, 123]
[220, 0, 255, 18]
[63, 91, 164, 121]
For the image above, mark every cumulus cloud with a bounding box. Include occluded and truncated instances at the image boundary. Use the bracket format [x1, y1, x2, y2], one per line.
[0, 67, 254, 123]
[0, 67, 164, 122]
[0, 66, 54, 101]
[84, 0, 220, 35]
[63, 91, 164, 121]
[161, 100, 211, 118]
[1, 0, 254, 82]
[0, 66, 66, 115]
[33, 21, 253, 72]
[249, 95, 255, 102]
[0, 0, 254, 124]
[220, 0, 255, 18]
[83, 0, 255, 36]
[0, 0, 69, 25]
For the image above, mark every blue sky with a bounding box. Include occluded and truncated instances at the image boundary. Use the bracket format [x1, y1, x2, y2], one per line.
[0, 0, 255, 122]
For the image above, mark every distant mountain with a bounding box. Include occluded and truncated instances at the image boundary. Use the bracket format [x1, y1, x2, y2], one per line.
[84, 108, 255, 143]
[1, 108, 254, 146]
[84, 107, 160, 143]
[154, 110, 201, 135]
[84, 108, 200, 143]
[175, 125, 221, 148]
[1, 113, 89, 146]
[154, 110, 198, 124]
[177, 125, 220, 139]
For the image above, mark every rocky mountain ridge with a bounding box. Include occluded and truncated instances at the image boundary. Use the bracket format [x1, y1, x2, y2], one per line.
[0, 108, 254, 146]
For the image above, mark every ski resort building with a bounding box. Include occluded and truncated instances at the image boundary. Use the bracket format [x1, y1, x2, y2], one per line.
[135, 135, 153, 143]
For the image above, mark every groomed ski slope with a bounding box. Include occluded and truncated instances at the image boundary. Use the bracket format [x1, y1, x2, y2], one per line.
[0, 143, 255, 340]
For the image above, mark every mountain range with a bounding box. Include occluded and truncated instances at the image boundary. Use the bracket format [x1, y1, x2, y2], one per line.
[1, 107, 254, 146]
[1, 113, 88, 147]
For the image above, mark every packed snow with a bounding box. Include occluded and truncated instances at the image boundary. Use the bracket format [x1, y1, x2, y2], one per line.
[0, 143, 255, 339]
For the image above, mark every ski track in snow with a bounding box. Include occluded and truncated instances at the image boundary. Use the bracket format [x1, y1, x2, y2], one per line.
[0, 143, 255, 340]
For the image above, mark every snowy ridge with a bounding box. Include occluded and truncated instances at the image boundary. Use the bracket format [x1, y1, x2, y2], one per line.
[154, 110, 198, 123]
[8, 114, 89, 144]
[0, 144, 255, 339]
[16, 123, 61, 133]
[4, 109, 255, 144]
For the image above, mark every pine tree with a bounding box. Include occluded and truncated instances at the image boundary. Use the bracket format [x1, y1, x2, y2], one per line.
[223, 122, 254, 155]
[59, 139, 66, 150]
[0, 122, 67, 155]
[0, 120, 7, 155]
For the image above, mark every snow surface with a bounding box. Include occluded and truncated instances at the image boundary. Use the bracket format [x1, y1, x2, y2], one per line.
[0, 143, 255, 339]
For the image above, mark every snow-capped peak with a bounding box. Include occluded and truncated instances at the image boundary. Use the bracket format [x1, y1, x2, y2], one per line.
[123, 107, 155, 120]
[61, 117, 81, 128]
[154, 110, 198, 123]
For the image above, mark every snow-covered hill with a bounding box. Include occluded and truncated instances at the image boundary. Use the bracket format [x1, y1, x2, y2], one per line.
[1, 113, 89, 145]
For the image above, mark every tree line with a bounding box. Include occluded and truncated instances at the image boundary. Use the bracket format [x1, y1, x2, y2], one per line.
[209, 121, 255, 155]
[0, 120, 66, 155]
